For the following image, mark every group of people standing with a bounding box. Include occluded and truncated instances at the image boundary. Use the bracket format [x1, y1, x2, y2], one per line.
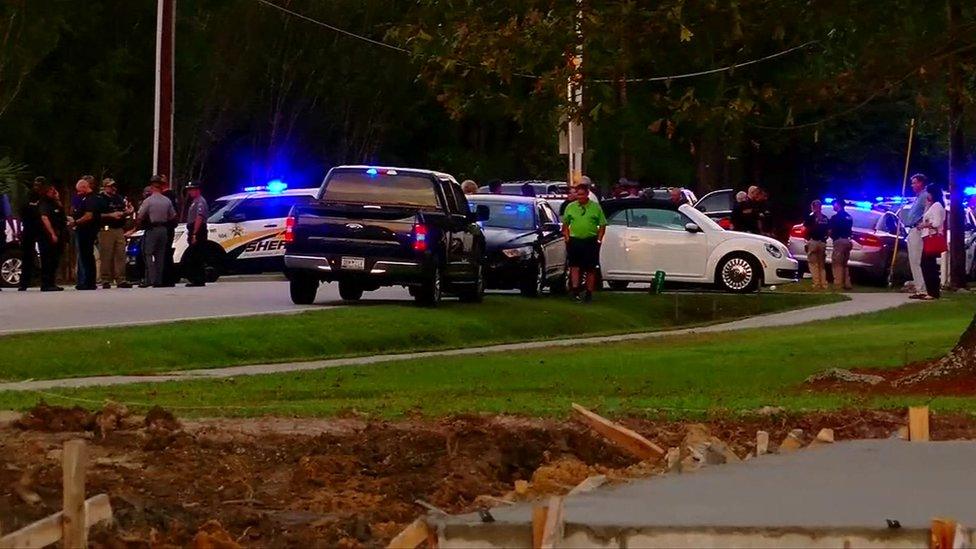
[802, 173, 947, 298]
[12, 174, 209, 291]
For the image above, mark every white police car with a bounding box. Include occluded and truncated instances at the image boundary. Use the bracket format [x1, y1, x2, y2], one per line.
[126, 184, 318, 282]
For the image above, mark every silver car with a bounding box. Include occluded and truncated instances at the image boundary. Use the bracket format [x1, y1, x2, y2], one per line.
[787, 207, 904, 283]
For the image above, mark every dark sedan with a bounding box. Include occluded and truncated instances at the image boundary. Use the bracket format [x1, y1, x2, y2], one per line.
[467, 195, 567, 296]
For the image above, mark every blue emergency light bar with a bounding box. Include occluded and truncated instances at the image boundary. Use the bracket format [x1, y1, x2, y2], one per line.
[965, 186, 976, 197]
[243, 179, 288, 193]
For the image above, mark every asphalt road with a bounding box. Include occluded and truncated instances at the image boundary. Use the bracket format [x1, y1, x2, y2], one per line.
[0, 278, 414, 335]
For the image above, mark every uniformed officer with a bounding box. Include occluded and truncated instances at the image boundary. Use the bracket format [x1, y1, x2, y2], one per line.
[37, 183, 67, 291]
[158, 175, 180, 286]
[181, 181, 209, 287]
[16, 176, 45, 291]
[136, 179, 177, 287]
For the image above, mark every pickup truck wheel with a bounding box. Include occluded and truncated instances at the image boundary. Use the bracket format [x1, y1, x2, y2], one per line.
[338, 280, 364, 301]
[289, 275, 318, 304]
[458, 263, 485, 303]
[415, 267, 442, 306]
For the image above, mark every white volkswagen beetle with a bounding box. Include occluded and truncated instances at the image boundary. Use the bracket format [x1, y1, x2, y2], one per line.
[599, 198, 798, 292]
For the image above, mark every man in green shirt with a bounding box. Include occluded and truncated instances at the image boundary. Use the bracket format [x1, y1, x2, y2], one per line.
[561, 183, 606, 302]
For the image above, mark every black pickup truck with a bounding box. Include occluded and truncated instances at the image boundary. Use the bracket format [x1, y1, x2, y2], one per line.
[283, 166, 489, 306]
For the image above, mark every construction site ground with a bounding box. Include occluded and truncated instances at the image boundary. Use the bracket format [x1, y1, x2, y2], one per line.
[4, 406, 976, 547]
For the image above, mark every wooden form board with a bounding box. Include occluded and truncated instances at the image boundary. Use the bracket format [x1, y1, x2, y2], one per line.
[909, 406, 930, 442]
[0, 494, 112, 549]
[571, 404, 664, 461]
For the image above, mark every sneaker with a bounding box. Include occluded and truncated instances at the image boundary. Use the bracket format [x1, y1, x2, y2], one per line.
[138, 282, 151, 288]
[102, 282, 112, 289]
[117, 281, 132, 288]
[41, 286, 64, 292]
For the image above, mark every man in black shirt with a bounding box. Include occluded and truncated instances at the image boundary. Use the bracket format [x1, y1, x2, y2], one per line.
[96, 178, 132, 288]
[71, 178, 99, 290]
[17, 176, 45, 290]
[731, 186, 761, 233]
[38, 184, 67, 291]
[803, 199, 830, 290]
[828, 199, 854, 290]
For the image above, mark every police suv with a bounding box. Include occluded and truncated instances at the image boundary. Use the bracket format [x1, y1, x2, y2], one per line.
[126, 185, 318, 282]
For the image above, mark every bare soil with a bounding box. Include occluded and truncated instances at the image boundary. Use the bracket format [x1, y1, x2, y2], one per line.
[3, 404, 976, 547]
[805, 361, 976, 396]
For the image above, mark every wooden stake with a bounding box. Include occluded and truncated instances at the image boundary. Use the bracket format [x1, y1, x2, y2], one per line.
[532, 505, 548, 549]
[539, 496, 564, 549]
[387, 518, 431, 549]
[931, 518, 956, 549]
[61, 440, 87, 549]
[908, 406, 930, 442]
[756, 431, 769, 456]
[0, 494, 111, 549]
[571, 403, 665, 461]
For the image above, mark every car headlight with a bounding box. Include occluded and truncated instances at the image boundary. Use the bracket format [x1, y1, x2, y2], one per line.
[764, 243, 784, 259]
[501, 246, 533, 259]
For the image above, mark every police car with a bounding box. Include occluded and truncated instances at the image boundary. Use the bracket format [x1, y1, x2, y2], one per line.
[126, 184, 318, 282]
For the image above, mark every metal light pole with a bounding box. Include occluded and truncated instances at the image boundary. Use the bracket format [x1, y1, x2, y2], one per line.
[566, 0, 584, 186]
[153, 0, 176, 179]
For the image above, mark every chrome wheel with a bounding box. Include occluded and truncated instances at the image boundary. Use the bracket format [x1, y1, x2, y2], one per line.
[1, 256, 22, 286]
[721, 257, 754, 291]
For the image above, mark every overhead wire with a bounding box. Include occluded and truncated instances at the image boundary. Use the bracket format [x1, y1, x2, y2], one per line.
[255, 0, 820, 85]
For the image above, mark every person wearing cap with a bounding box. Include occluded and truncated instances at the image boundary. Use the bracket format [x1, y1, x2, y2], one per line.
[829, 198, 854, 291]
[181, 181, 209, 287]
[96, 178, 132, 288]
[156, 175, 180, 286]
[561, 182, 606, 303]
[136, 178, 176, 287]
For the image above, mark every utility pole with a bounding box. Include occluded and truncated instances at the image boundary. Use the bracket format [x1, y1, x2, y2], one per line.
[946, 0, 967, 288]
[153, 0, 176, 179]
[566, 0, 584, 186]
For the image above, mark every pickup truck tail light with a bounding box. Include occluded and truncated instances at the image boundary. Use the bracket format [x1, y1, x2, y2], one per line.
[284, 215, 296, 243]
[789, 224, 806, 239]
[413, 223, 428, 252]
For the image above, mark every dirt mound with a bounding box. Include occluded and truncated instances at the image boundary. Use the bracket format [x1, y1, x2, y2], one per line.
[805, 362, 976, 396]
[15, 402, 95, 432]
[4, 410, 974, 547]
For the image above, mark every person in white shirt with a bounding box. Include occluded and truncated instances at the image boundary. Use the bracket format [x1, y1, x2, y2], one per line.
[917, 183, 946, 300]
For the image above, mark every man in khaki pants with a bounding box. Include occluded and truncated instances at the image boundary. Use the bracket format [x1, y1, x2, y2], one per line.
[803, 200, 830, 289]
[96, 178, 133, 288]
[828, 198, 854, 290]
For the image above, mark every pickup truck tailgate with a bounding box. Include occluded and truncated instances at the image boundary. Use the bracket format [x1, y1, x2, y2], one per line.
[291, 203, 418, 259]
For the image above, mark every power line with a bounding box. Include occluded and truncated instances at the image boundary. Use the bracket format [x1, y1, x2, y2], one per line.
[590, 41, 820, 83]
[255, 0, 820, 85]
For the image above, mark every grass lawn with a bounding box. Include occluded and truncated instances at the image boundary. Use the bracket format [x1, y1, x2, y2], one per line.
[3, 294, 973, 418]
[0, 292, 840, 381]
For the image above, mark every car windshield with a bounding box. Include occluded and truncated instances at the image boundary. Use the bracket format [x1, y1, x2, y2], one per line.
[470, 200, 537, 230]
[207, 199, 238, 223]
[320, 169, 438, 208]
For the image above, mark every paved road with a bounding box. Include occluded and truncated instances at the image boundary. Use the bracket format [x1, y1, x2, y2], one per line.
[0, 279, 414, 335]
[0, 293, 909, 392]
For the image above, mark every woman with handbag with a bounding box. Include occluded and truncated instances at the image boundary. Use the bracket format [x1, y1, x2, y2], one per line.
[916, 183, 947, 300]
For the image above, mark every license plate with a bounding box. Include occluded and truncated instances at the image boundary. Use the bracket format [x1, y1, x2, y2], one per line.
[341, 257, 365, 270]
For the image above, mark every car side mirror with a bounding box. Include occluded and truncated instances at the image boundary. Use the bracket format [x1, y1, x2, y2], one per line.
[540, 222, 561, 233]
[685, 223, 702, 233]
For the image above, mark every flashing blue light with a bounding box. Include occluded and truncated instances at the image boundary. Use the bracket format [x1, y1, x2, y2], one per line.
[854, 201, 873, 210]
[875, 196, 884, 202]
[366, 168, 378, 177]
[266, 179, 288, 194]
[965, 186, 976, 197]
[243, 185, 263, 192]
[823, 197, 835, 205]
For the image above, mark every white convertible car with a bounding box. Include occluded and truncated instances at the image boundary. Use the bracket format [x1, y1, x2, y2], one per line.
[600, 198, 799, 292]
